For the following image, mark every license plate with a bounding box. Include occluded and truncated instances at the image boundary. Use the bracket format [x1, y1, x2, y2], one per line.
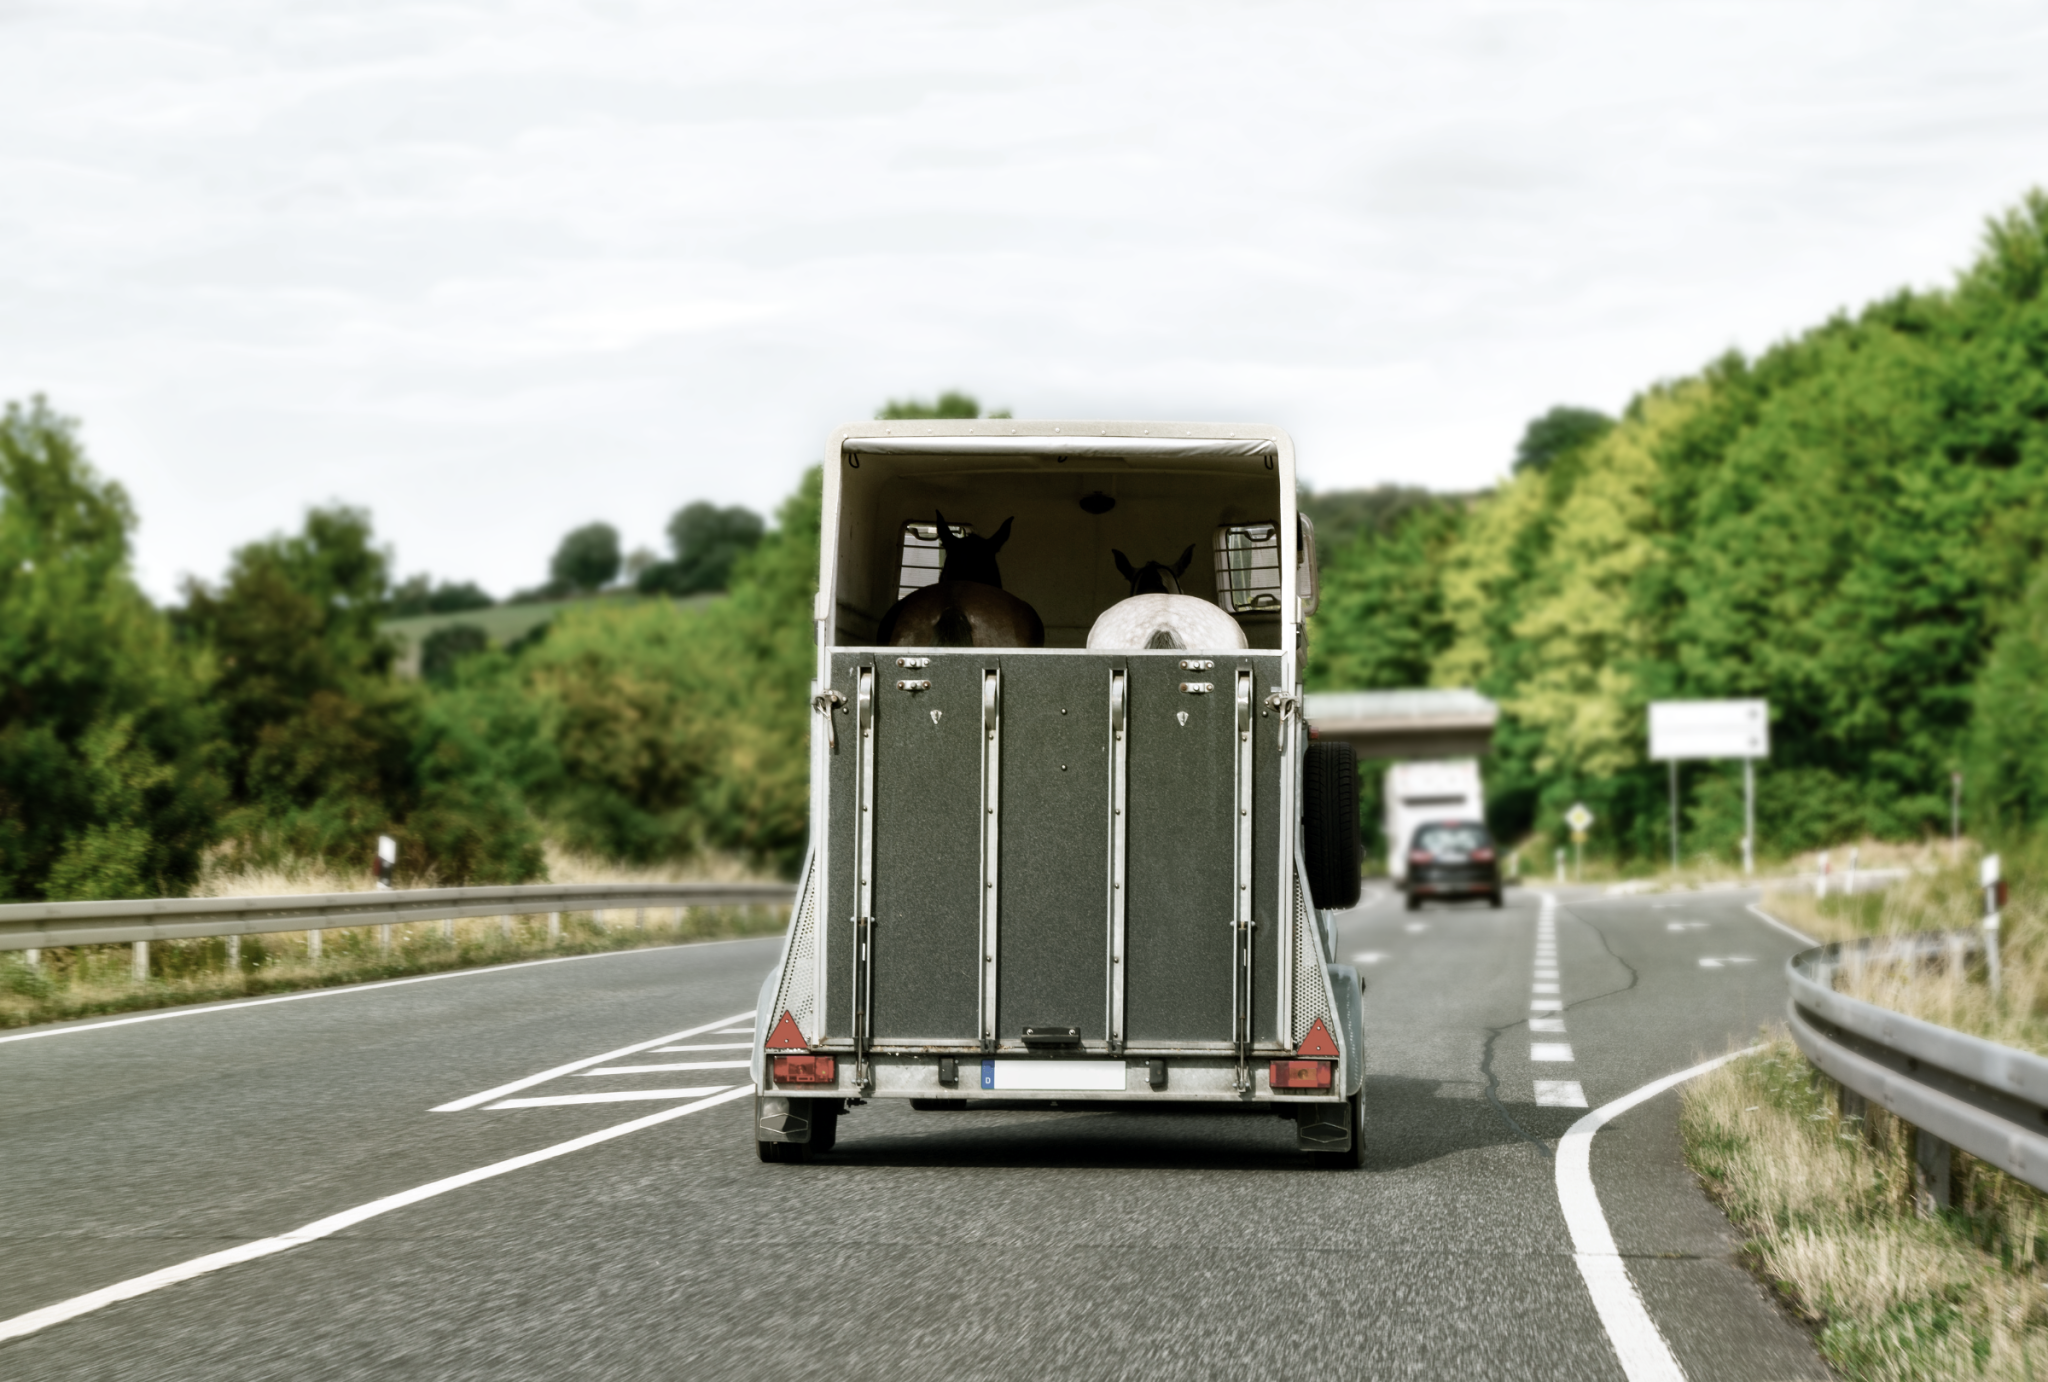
[981, 1060, 1128, 1092]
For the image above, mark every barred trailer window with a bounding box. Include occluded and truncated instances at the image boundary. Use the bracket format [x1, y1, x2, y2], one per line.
[896, 519, 973, 601]
[1213, 522, 1283, 614]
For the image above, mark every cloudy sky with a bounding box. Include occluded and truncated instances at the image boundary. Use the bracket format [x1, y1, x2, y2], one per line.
[4, 1, 2045, 600]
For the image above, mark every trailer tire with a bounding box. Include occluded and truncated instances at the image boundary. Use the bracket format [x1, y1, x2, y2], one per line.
[1302, 740, 1362, 910]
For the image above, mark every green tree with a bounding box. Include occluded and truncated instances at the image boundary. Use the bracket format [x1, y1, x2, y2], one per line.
[549, 522, 622, 592]
[0, 397, 223, 899]
[636, 502, 764, 596]
[1513, 406, 1614, 474]
[876, 391, 1009, 420]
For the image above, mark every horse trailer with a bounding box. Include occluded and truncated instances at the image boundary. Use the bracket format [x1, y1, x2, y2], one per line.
[750, 421, 1366, 1165]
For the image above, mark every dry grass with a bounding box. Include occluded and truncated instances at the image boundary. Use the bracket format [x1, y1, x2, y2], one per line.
[0, 847, 788, 1029]
[1684, 1039, 2048, 1379]
[1763, 841, 2048, 1056]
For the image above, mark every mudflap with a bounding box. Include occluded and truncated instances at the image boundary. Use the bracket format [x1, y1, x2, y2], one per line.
[1295, 1099, 1353, 1152]
[756, 1095, 835, 1145]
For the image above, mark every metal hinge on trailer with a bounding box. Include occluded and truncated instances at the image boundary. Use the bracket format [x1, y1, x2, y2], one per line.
[1231, 669, 1256, 1092]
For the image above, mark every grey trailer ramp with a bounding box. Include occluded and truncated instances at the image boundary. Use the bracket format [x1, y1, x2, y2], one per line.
[822, 648, 1286, 1058]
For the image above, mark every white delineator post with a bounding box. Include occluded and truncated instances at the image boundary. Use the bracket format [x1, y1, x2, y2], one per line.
[131, 941, 149, 983]
[547, 911, 561, 944]
[1555, 849, 1565, 884]
[1846, 847, 1858, 897]
[1983, 853, 2003, 999]
[375, 834, 396, 953]
[1816, 851, 1830, 900]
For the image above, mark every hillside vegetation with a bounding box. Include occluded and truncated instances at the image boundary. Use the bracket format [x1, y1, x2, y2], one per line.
[1309, 192, 2048, 867]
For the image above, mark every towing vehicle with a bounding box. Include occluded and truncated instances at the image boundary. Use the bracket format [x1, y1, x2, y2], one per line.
[750, 421, 1365, 1165]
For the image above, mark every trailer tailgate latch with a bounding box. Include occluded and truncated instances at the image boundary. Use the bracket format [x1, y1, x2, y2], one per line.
[1263, 690, 1298, 749]
[812, 689, 846, 751]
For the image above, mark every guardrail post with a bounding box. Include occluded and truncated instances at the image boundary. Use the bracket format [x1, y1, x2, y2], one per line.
[226, 934, 239, 972]
[547, 911, 560, 943]
[378, 924, 392, 953]
[500, 914, 513, 940]
[307, 929, 322, 962]
[635, 908, 645, 932]
[1914, 1127, 1953, 1214]
[441, 917, 455, 943]
[594, 908, 607, 932]
[24, 947, 39, 971]
[132, 940, 149, 983]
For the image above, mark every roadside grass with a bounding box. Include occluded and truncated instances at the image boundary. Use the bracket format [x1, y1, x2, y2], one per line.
[1763, 835, 2048, 1055]
[1683, 1039, 2048, 1380]
[0, 845, 788, 1030]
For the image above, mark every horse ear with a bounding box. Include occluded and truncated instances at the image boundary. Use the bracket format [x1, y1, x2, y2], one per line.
[1172, 544, 1194, 578]
[1113, 549, 1136, 582]
[988, 516, 1014, 552]
[934, 510, 956, 551]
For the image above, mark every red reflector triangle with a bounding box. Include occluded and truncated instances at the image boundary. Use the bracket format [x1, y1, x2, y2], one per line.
[1295, 1018, 1339, 1058]
[764, 1010, 807, 1051]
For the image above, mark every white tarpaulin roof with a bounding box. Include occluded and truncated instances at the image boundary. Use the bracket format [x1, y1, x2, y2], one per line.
[840, 434, 1276, 459]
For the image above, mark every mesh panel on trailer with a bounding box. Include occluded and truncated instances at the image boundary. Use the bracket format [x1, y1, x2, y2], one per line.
[1290, 863, 1333, 1046]
[770, 857, 820, 1041]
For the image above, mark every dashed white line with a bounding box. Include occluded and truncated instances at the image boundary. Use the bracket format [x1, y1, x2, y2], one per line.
[1558, 1048, 1760, 1381]
[1351, 951, 1387, 965]
[1531, 999, 1564, 1013]
[1531, 1043, 1575, 1062]
[0, 1084, 754, 1345]
[1529, 1017, 1567, 1033]
[1532, 982, 1561, 994]
[1534, 1080, 1587, 1107]
[488, 1086, 733, 1108]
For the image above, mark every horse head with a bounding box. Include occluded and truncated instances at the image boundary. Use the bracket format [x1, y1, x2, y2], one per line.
[1113, 545, 1195, 596]
[935, 510, 1012, 588]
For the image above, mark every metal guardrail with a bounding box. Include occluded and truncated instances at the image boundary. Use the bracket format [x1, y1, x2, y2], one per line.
[0, 882, 796, 953]
[1787, 933, 2048, 1194]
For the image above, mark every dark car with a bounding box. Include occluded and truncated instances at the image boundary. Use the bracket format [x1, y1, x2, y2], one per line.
[1404, 821, 1502, 910]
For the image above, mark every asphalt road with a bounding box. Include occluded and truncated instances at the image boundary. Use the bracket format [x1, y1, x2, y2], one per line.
[1, 887, 1827, 1380]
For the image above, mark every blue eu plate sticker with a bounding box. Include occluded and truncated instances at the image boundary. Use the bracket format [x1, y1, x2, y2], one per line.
[981, 1059, 995, 1090]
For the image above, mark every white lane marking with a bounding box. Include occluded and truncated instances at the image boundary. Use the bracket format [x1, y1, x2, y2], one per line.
[1697, 956, 1754, 968]
[1351, 952, 1387, 964]
[1404, 922, 1428, 933]
[431, 1010, 753, 1111]
[1745, 902, 1818, 947]
[1530, 1017, 1567, 1033]
[0, 942, 773, 1046]
[1531, 1042, 1575, 1062]
[651, 1043, 754, 1052]
[576, 1061, 751, 1076]
[1531, 999, 1564, 1012]
[1664, 921, 1707, 932]
[1558, 1046, 1762, 1382]
[1535, 1080, 1587, 1107]
[488, 1086, 731, 1108]
[1532, 982, 1561, 994]
[0, 1085, 753, 1345]
[711, 1028, 756, 1035]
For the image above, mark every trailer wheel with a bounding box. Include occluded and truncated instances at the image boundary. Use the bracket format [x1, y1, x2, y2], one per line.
[1302, 740, 1362, 910]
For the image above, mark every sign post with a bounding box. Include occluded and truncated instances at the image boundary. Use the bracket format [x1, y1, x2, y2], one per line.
[1649, 700, 1770, 877]
[1565, 803, 1593, 882]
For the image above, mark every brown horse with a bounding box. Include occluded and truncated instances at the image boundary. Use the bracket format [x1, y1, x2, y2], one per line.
[877, 510, 1045, 648]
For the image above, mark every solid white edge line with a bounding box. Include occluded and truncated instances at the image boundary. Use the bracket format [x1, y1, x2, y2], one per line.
[0, 935, 779, 1046]
[1557, 1046, 1764, 1382]
[1744, 902, 1819, 948]
[0, 1084, 752, 1346]
[430, 1010, 755, 1111]
[577, 1061, 752, 1076]
[487, 1087, 731, 1108]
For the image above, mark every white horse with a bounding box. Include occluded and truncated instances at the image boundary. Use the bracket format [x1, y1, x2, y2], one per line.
[1087, 547, 1247, 651]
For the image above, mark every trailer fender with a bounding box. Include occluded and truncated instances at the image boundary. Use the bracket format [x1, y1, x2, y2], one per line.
[1326, 963, 1365, 1098]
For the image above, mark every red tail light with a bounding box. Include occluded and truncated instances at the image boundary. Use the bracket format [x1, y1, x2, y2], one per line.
[1471, 847, 1495, 863]
[1409, 850, 1433, 865]
[1269, 1059, 1334, 1090]
[772, 1054, 836, 1084]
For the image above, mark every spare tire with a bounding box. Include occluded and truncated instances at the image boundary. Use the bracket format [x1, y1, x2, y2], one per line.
[1303, 739, 1362, 910]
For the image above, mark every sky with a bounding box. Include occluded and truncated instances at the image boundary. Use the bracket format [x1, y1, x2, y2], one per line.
[4, 1, 2046, 601]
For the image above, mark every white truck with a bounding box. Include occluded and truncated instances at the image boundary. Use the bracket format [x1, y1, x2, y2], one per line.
[1384, 759, 1485, 881]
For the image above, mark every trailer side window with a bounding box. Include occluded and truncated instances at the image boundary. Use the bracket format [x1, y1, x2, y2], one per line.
[896, 519, 974, 601]
[1212, 522, 1283, 614]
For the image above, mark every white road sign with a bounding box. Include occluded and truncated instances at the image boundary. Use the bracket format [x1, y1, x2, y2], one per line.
[1565, 803, 1594, 832]
[1648, 700, 1770, 762]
